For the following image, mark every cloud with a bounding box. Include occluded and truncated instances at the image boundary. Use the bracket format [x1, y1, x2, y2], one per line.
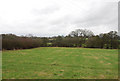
[32, 5, 60, 15]
[0, 0, 118, 37]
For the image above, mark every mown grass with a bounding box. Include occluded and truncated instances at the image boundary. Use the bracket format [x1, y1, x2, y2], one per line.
[2, 47, 118, 79]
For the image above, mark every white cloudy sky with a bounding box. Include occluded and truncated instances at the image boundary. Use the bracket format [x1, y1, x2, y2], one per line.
[0, 0, 118, 37]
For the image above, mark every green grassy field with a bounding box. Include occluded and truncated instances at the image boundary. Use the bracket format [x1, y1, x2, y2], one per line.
[2, 47, 118, 79]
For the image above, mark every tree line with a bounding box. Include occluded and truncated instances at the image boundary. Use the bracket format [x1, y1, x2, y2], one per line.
[2, 29, 119, 50]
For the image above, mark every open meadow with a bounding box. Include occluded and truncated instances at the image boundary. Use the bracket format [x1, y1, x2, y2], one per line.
[2, 47, 118, 79]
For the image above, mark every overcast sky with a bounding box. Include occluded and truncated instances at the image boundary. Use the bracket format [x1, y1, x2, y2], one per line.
[0, 0, 118, 37]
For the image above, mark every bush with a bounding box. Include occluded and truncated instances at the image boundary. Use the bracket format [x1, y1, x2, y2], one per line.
[103, 44, 108, 49]
[82, 44, 86, 48]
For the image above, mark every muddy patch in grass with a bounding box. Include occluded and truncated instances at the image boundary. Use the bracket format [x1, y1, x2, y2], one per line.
[94, 56, 99, 59]
[100, 61, 104, 63]
[34, 71, 51, 76]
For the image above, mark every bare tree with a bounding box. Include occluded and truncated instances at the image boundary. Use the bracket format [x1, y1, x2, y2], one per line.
[70, 29, 94, 37]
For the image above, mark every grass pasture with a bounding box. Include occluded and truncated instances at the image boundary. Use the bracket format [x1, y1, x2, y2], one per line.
[2, 47, 118, 79]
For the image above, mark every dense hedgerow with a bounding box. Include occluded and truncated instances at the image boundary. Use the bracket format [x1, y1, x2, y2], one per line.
[2, 29, 119, 50]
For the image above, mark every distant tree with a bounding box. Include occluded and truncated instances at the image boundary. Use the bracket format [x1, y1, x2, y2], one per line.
[26, 34, 33, 37]
[69, 29, 94, 45]
[2, 34, 43, 50]
[69, 29, 94, 37]
[85, 31, 119, 49]
[85, 36, 102, 48]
